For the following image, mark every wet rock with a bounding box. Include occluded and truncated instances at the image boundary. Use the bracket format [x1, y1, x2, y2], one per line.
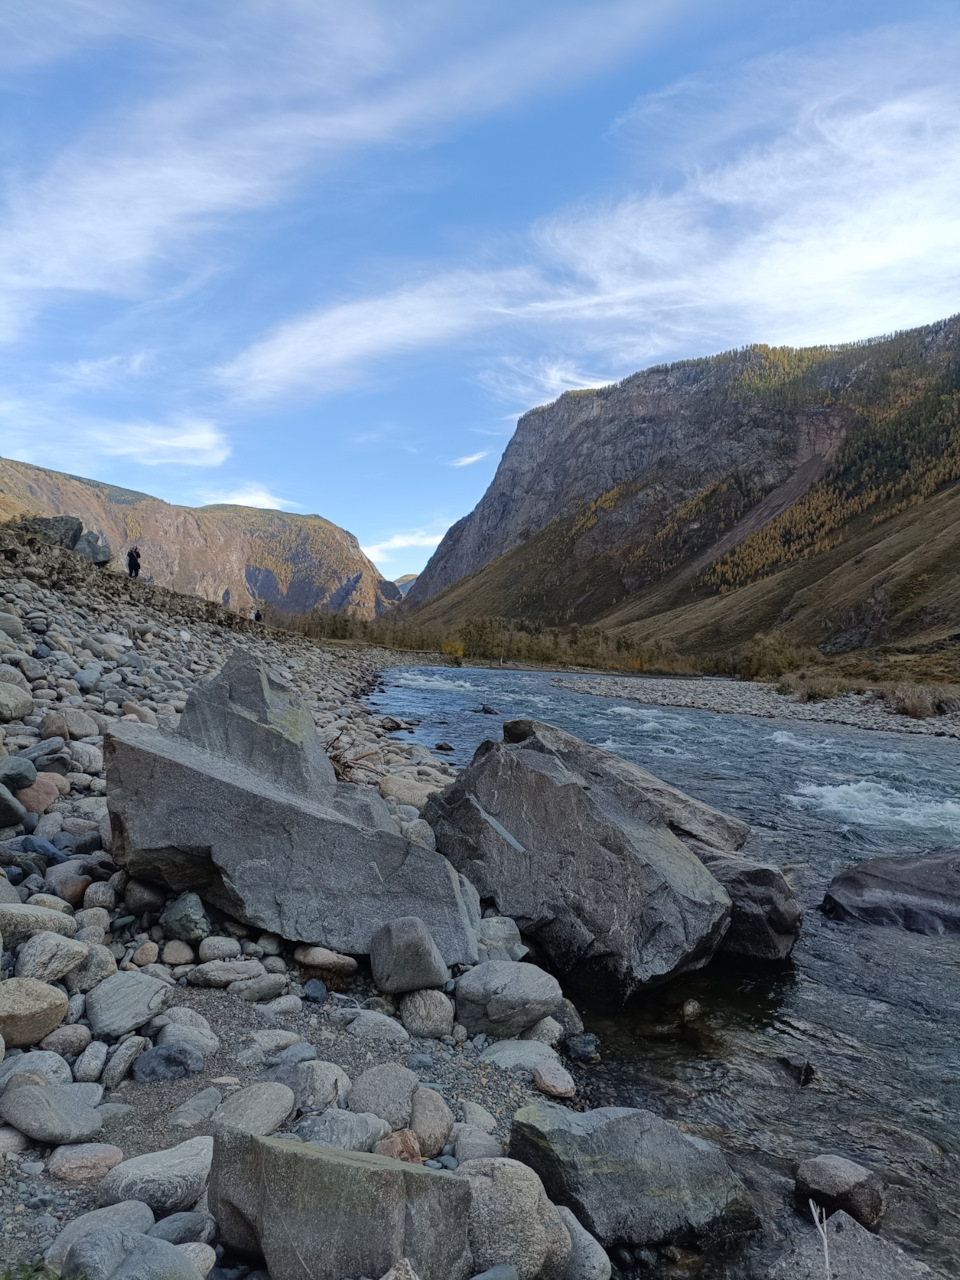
[795, 1154, 886, 1232]
[209, 1129, 473, 1280]
[98, 1136, 214, 1215]
[428, 720, 736, 1000]
[768, 1210, 933, 1278]
[461, 1157, 571, 1280]
[695, 851, 802, 959]
[822, 849, 960, 933]
[509, 1101, 758, 1250]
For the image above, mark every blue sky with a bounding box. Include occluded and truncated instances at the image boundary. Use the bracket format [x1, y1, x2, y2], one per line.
[1, 1, 958, 579]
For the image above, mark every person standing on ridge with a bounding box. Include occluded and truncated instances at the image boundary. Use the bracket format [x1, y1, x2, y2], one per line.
[126, 546, 141, 578]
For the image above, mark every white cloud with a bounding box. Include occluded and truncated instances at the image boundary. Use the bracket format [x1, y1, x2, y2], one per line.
[0, 1, 683, 343]
[217, 22, 960, 404]
[450, 451, 490, 467]
[360, 530, 446, 563]
[218, 269, 540, 399]
[54, 351, 153, 389]
[88, 418, 230, 466]
[200, 483, 298, 510]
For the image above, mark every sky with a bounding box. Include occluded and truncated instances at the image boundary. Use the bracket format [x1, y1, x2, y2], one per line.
[1, 2, 958, 579]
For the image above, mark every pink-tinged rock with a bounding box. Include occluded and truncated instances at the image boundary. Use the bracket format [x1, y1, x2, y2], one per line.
[48, 1142, 125, 1181]
[533, 1061, 577, 1099]
[15, 773, 61, 815]
[293, 945, 358, 976]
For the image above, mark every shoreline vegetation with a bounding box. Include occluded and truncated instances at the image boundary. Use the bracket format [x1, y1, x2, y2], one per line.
[263, 604, 960, 731]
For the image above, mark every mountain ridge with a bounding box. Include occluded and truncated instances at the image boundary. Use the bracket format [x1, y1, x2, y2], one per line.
[0, 456, 401, 617]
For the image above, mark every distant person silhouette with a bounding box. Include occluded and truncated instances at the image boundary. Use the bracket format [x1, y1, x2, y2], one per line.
[126, 547, 141, 578]
[254, 609, 263, 622]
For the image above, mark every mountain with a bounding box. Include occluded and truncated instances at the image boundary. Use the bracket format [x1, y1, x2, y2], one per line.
[0, 457, 402, 617]
[394, 574, 419, 596]
[407, 315, 960, 657]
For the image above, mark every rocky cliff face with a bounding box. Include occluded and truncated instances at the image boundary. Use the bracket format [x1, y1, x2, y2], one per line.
[0, 457, 401, 616]
[407, 350, 852, 607]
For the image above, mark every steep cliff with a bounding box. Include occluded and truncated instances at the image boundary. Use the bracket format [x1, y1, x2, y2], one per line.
[0, 457, 401, 617]
[408, 315, 960, 650]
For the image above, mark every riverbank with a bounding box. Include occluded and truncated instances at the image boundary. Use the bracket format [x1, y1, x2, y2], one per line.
[553, 672, 960, 738]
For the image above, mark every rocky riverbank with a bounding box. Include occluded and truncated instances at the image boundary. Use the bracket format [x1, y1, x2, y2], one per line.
[0, 520, 943, 1280]
[553, 673, 960, 738]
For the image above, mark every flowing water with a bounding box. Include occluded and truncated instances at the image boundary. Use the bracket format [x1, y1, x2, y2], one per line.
[367, 667, 960, 1276]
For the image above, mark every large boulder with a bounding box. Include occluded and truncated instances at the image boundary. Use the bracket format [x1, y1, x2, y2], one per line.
[426, 720, 735, 999]
[461, 1157, 571, 1280]
[694, 852, 802, 959]
[209, 1128, 474, 1280]
[98, 1137, 214, 1215]
[509, 1101, 758, 1250]
[456, 961, 563, 1038]
[106, 656, 478, 965]
[822, 850, 960, 933]
[768, 1210, 933, 1279]
[20, 515, 83, 549]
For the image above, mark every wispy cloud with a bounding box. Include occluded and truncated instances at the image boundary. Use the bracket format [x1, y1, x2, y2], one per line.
[218, 23, 960, 402]
[449, 451, 490, 467]
[87, 418, 230, 467]
[360, 529, 446, 563]
[53, 350, 153, 389]
[199, 483, 298, 510]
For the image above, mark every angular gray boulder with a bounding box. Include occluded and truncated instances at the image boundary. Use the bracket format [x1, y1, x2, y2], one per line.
[695, 851, 802, 960]
[768, 1210, 933, 1280]
[426, 720, 734, 999]
[209, 1128, 474, 1280]
[509, 1101, 758, 1250]
[370, 917, 448, 994]
[822, 849, 960, 933]
[106, 654, 477, 964]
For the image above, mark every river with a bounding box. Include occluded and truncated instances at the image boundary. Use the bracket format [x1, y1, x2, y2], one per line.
[367, 666, 960, 1278]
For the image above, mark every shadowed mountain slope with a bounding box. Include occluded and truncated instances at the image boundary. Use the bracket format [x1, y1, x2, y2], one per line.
[0, 456, 401, 617]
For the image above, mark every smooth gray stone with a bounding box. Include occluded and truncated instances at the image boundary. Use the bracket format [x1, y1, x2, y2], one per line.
[208, 1128, 473, 1280]
[98, 1136, 214, 1215]
[0, 1048, 72, 1091]
[344, 1010, 410, 1044]
[147, 1210, 216, 1245]
[62, 1226, 203, 1280]
[86, 971, 173, 1038]
[456, 961, 562, 1039]
[169, 1087, 224, 1129]
[426, 718, 740, 1000]
[510, 1102, 758, 1250]
[294, 1109, 390, 1153]
[74, 1040, 110, 1083]
[0, 1082, 102, 1144]
[795, 1154, 886, 1232]
[157, 1022, 219, 1058]
[0, 756, 37, 791]
[460, 1157, 571, 1280]
[455, 1125, 502, 1164]
[211, 1082, 295, 1136]
[100, 1037, 148, 1089]
[479, 1040, 559, 1073]
[105, 657, 478, 964]
[399, 988, 455, 1039]
[556, 1206, 612, 1280]
[348, 1063, 419, 1130]
[369, 916, 448, 994]
[45, 1200, 155, 1273]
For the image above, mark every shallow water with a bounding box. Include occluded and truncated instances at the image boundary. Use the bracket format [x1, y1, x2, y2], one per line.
[368, 667, 960, 1276]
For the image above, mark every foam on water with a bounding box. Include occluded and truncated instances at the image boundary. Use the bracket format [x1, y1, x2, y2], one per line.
[792, 779, 960, 840]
